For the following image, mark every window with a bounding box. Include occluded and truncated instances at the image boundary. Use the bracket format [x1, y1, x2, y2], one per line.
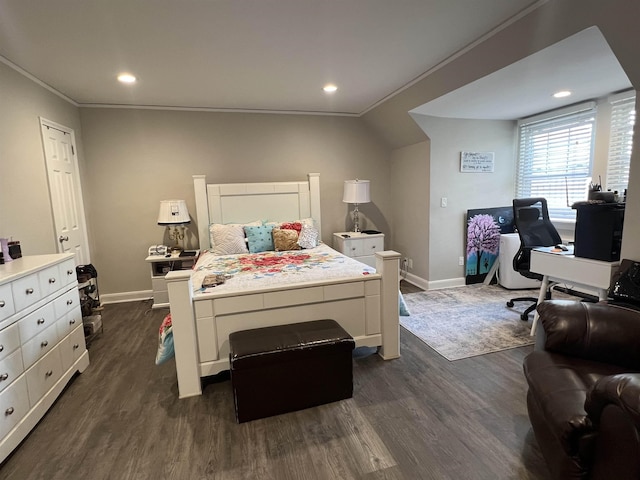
[516, 103, 596, 220]
[606, 91, 635, 197]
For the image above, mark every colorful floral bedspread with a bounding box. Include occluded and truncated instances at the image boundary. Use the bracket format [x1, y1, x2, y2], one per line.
[191, 243, 375, 294]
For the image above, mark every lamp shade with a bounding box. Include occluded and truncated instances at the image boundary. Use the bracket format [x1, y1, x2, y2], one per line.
[157, 200, 190, 225]
[342, 180, 371, 204]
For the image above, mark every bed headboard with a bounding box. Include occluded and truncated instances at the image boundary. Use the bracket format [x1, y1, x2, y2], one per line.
[193, 173, 321, 249]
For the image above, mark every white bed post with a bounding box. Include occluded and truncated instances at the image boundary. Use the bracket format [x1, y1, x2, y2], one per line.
[376, 250, 401, 359]
[308, 173, 321, 234]
[193, 175, 209, 250]
[166, 270, 202, 398]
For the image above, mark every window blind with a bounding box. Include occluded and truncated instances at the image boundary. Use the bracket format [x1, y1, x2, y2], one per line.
[516, 105, 596, 220]
[606, 92, 635, 196]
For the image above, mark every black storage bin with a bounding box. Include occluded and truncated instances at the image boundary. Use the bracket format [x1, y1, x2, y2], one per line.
[229, 319, 355, 423]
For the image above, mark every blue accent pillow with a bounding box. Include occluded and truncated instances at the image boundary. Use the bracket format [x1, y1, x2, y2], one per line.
[244, 225, 275, 253]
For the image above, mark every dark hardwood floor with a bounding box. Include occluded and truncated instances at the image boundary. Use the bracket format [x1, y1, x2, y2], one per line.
[0, 288, 550, 479]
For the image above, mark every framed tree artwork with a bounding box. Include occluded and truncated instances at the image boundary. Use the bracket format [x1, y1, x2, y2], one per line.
[465, 206, 515, 284]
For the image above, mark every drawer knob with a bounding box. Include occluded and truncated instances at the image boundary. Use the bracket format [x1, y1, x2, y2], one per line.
[45, 370, 53, 378]
[5, 407, 14, 416]
[0, 373, 8, 381]
[0, 300, 5, 308]
[26, 288, 34, 295]
[67, 269, 74, 276]
[41, 340, 49, 348]
[73, 344, 79, 350]
[37, 318, 45, 325]
[69, 319, 76, 325]
[67, 299, 73, 305]
[49, 277, 56, 284]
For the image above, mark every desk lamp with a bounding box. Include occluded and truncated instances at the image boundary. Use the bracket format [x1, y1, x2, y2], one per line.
[343, 179, 370, 232]
[157, 199, 190, 251]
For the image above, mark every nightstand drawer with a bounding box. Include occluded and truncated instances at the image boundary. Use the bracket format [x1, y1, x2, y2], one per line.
[363, 237, 383, 255]
[342, 239, 363, 257]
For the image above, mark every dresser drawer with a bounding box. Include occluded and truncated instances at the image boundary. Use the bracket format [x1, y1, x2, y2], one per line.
[60, 325, 86, 371]
[53, 288, 79, 318]
[26, 347, 63, 406]
[0, 284, 15, 323]
[18, 302, 55, 344]
[38, 265, 63, 298]
[0, 323, 20, 362]
[22, 324, 58, 370]
[57, 307, 82, 341]
[0, 348, 24, 394]
[58, 258, 77, 288]
[11, 273, 42, 312]
[0, 376, 29, 439]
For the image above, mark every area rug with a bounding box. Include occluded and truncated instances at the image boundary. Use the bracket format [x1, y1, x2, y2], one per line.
[400, 284, 559, 361]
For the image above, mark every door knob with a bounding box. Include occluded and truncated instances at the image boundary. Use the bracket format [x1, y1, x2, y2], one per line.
[59, 235, 69, 243]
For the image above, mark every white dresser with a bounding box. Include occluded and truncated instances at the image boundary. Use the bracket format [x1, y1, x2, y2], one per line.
[0, 254, 89, 463]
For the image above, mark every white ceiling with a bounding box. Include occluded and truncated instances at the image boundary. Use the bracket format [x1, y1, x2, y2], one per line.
[412, 26, 632, 120]
[0, 1, 631, 118]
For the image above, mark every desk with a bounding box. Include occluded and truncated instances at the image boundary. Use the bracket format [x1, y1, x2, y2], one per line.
[529, 247, 619, 335]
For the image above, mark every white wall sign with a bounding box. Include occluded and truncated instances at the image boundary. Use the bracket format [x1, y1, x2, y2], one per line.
[460, 151, 495, 173]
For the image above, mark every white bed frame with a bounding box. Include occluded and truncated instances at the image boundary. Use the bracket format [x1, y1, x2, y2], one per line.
[166, 173, 401, 398]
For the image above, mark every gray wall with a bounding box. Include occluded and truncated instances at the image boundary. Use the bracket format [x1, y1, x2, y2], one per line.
[389, 141, 430, 286]
[413, 116, 517, 285]
[0, 60, 85, 256]
[78, 108, 392, 295]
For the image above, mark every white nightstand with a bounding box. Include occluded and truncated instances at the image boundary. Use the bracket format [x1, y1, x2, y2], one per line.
[145, 251, 198, 308]
[333, 232, 384, 268]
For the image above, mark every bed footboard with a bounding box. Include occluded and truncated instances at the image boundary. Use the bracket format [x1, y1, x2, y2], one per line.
[166, 251, 400, 398]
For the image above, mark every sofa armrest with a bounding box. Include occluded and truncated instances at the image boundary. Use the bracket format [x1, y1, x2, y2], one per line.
[585, 373, 640, 430]
[537, 300, 640, 369]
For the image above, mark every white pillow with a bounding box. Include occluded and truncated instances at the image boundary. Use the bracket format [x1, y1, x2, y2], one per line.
[209, 221, 261, 255]
[297, 225, 319, 249]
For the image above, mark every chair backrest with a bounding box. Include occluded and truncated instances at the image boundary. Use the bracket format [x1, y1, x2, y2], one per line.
[512, 198, 563, 275]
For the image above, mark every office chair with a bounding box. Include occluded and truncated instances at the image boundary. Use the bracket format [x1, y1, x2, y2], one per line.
[506, 197, 562, 320]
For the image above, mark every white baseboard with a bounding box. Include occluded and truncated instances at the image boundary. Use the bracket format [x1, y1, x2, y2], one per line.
[401, 273, 469, 291]
[428, 277, 466, 290]
[101, 290, 152, 305]
[401, 272, 428, 290]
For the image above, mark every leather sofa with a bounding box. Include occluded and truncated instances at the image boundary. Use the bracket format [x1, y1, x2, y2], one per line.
[523, 300, 640, 479]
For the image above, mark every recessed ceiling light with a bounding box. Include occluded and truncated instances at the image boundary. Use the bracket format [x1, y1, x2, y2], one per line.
[117, 73, 137, 84]
[553, 90, 571, 98]
[323, 84, 338, 93]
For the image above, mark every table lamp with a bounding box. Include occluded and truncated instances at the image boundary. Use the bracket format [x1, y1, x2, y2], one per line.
[343, 179, 370, 232]
[157, 199, 190, 251]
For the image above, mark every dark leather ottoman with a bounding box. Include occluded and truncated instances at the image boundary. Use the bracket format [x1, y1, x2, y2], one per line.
[229, 319, 355, 423]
